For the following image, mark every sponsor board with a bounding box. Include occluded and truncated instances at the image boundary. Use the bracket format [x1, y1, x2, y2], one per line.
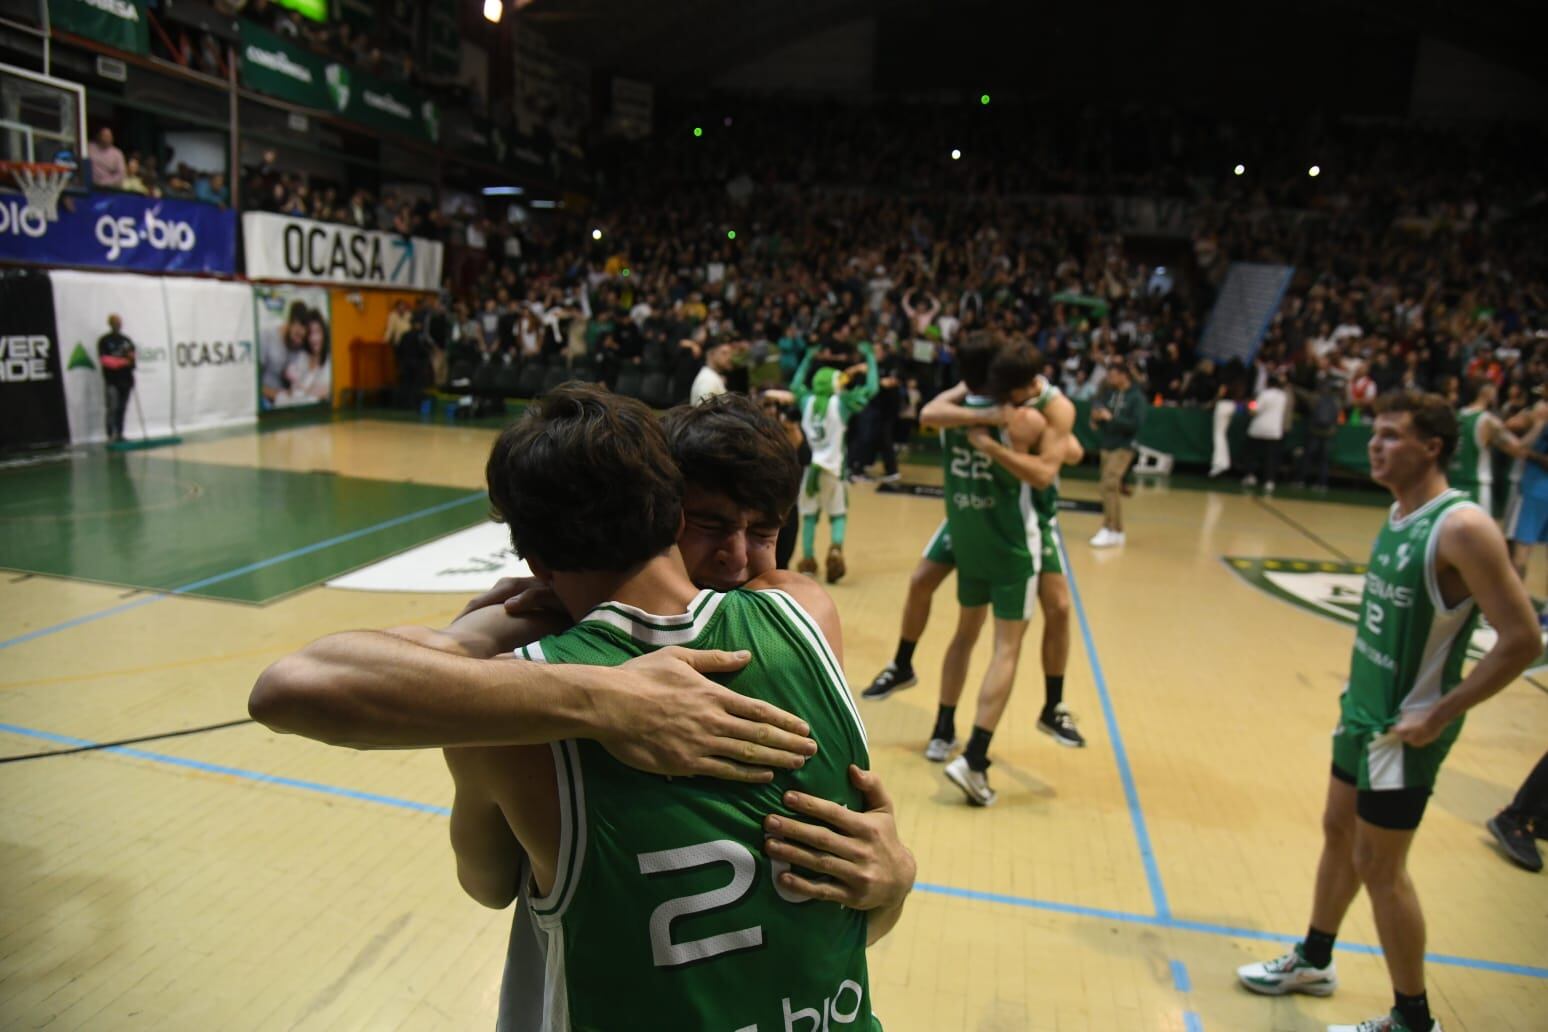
[243, 212, 442, 291]
[0, 192, 236, 274]
[327, 522, 530, 593]
[254, 284, 331, 410]
[1223, 556, 1548, 672]
[51, 270, 174, 443]
[163, 279, 258, 432]
[0, 273, 70, 450]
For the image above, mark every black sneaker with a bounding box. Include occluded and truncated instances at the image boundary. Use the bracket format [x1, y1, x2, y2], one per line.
[862, 663, 917, 700]
[1488, 812, 1543, 872]
[1037, 705, 1086, 748]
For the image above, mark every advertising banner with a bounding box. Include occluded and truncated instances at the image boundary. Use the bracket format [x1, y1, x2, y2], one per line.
[51, 271, 174, 444]
[254, 283, 332, 410]
[0, 192, 236, 275]
[0, 272, 70, 451]
[239, 22, 329, 109]
[323, 63, 439, 143]
[49, 0, 148, 55]
[163, 280, 259, 432]
[242, 212, 442, 291]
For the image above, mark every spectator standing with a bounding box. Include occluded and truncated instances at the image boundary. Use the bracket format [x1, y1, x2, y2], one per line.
[96, 314, 136, 442]
[1090, 358, 1148, 548]
[1299, 374, 1341, 491]
[1244, 373, 1290, 493]
[88, 128, 126, 189]
[690, 337, 735, 404]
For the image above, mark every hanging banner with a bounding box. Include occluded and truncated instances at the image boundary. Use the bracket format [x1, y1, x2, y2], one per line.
[323, 63, 439, 143]
[0, 273, 70, 451]
[163, 280, 259, 432]
[48, 0, 149, 55]
[0, 192, 236, 275]
[242, 212, 442, 291]
[239, 22, 330, 109]
[51, 271, 174, 444]
[254, 283, 333, 410]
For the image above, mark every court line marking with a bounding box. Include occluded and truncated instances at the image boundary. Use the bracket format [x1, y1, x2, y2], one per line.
[1, 719, 1543, 983]
[1252, 496, 1356, 563]
[1170, 959, 1192, 993]
[1184, 1012, 1203, 1032]
[0, 492, 486, 651]
[1057, 532, 1171, 918]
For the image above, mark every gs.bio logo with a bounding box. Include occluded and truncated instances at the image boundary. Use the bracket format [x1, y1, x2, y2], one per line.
[95, 209, 198, 261]
[175, 339, 253, 368]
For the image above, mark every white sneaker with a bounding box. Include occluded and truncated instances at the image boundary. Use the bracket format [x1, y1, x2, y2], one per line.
[944, 755, 997, 806]
[1089, 528, 1116, 548]
[1109, 531, 1126, 546]
[1243, 474, 1258, 487]
[924, 736, 957, 762]
[1265, 481, 1276, 495]
[1237, 946, 1337, 997]
[1327, 1013, 1440, 1032]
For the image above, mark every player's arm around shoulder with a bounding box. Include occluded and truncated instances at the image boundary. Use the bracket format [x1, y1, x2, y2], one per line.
[1395, 505, 1541, 745]
[745, 569, 843, 666]
[921, 382, 995, 430]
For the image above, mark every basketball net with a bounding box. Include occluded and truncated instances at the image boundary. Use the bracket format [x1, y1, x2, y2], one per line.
[6, 163, 71, 221]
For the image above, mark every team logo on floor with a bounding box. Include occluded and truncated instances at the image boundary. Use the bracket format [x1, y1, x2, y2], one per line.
[1224, 557, 1548, 671]
[327, 521, 530, 593]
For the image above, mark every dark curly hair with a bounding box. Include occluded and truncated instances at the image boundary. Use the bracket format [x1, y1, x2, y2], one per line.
[486, 384, 683, 571]
[661, 394, 801, 525]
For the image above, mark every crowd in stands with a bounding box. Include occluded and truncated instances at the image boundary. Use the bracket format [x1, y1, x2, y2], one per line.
[86, 128, 230, 206]
[384, 106, 1543, 482]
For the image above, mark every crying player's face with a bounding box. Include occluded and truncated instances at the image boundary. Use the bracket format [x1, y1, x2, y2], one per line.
[678, 485, 781, 591]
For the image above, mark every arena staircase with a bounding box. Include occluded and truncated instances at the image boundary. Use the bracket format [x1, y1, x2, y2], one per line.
[1199, 262, 1295, 365]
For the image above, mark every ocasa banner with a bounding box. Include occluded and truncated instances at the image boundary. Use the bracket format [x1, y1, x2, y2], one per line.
[0, 272, 69, 451]
[163, 280, 259, 432]
[0, 192, 236, 275]
[51, 271, 174, 444]
[242, 212, 442, 291]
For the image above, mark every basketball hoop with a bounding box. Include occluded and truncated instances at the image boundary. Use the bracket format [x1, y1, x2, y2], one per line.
[0, 161, 72, 222]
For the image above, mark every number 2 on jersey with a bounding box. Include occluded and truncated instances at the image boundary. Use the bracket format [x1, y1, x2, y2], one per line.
[949, 446, 992, 481]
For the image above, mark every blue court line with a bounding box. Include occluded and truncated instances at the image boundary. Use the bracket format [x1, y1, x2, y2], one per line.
[1183, 1012, 1203, 1032]
[2, 718, 1544, 983]
[1057, 533, 1172, 918]
[1170, 959, 1192, 993]
[0, 492, 486, 650]
[0, 722, 451, 815]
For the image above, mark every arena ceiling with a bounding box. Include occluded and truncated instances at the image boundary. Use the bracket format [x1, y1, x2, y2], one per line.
[518, 0, 1545, 92]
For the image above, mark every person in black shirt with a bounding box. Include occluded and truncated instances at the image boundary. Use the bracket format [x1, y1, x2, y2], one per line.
[97, 314, 136, 442]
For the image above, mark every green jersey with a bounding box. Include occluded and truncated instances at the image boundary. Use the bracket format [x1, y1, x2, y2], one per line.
[1344, 489, 1481, 739]
[1447, 409, 1490, 493]
[941, 394, 1036, 582]
[516, 588, 878, 1032]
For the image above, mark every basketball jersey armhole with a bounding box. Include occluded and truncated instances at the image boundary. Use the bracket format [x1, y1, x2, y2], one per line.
[510, 642, 586, 928]
[1424, 501, 1482, 615]
[755, 589, 870, 755]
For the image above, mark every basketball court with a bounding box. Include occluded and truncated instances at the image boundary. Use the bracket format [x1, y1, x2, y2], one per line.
[2, 416, 1543, 1031]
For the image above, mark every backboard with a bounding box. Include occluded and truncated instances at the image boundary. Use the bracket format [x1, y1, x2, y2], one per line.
[0, 62, 87, 190]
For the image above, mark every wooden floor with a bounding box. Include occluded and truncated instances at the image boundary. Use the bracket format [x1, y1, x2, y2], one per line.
[1, 419, 1544, 1032]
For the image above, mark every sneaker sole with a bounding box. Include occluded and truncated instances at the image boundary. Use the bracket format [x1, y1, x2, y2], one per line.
[1237, 974, 1337, 997]
[1037, 722, 1086, 748]
[944, 764, 996, 806]
[862, 674, 918, 701]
